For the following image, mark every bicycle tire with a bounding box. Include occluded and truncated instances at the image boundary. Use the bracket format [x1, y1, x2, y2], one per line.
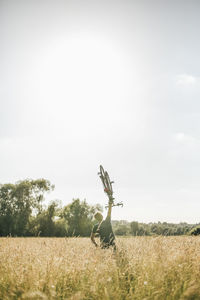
[99, 165, 106, 177]
[104, 171, 113, 194]
[99, 165, 107, 189]
[99, 165, 114, 201]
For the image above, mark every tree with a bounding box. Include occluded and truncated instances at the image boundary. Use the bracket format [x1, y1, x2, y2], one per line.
[0, 179, 54, 236]
[60, 199, 102, 236]
[29, 201, 68, 237]
[151, 224, 162, 235]
[130, 221, 139, 235]
[114, 224, 129, 236]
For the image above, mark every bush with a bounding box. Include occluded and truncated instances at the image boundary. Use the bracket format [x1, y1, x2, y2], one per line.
[190, 226, 200, 235]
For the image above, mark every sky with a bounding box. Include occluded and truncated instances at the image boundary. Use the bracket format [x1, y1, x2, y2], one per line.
[1, 0, 200, 223]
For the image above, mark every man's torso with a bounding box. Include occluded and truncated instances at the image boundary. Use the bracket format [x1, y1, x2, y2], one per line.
[92, 217, 115, 248]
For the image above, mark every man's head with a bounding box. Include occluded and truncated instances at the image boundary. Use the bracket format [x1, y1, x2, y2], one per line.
[94, 212, 103, 222]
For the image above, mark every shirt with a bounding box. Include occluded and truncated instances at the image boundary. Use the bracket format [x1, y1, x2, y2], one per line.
[92, 216, 115, 248]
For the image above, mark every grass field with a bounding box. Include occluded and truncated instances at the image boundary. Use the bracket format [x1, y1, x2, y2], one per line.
[1, 237, 200, 300]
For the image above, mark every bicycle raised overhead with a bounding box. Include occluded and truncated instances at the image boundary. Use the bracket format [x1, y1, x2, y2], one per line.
[98, 165, 123, 209]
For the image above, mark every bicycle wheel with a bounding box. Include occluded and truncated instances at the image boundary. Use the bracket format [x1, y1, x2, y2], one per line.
[99, 165, 107, 189]
[99, 165, 106, 178]
[104, 171, 113, 194]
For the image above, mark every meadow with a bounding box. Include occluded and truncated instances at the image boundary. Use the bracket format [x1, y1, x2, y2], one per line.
[0, 237, 200, 300]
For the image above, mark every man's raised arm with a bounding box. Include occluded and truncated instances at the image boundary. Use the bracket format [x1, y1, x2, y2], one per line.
[107, 197, 113, 219]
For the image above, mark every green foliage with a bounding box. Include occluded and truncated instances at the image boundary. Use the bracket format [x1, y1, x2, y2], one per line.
[190, 226, 200, 235]
[60, 199, 102, 237]
[0, 179, 54, 236]
[0, 178, 199, 237]
[130, 221, 139, 235]
[28, 201, 67, 237]
[113, 221, 196, 236]
[0, 178, 102, 237]
[114, 224, 129, 236]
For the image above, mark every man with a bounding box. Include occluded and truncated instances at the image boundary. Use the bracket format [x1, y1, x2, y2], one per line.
[91, 200, 116, 250]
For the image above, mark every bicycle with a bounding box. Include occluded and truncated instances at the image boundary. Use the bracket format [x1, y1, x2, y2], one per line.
[98, 165, 123, 209]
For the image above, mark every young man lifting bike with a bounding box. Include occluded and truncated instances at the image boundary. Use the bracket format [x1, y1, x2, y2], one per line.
[91, 166, 122, 250]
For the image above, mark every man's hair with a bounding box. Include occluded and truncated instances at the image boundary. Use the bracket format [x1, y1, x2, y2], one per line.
[94, 212, 103, 222]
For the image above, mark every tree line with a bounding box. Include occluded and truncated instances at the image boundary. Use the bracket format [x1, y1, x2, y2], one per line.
[0, 179, 102, 237]
[0, 179, 199, 237]
[112, 220, 199, 236]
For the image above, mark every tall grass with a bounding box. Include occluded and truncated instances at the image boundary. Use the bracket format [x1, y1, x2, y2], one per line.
[0, 237, 200, 299]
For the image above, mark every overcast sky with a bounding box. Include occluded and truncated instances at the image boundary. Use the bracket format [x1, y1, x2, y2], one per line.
[1, 0, 200, 223]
